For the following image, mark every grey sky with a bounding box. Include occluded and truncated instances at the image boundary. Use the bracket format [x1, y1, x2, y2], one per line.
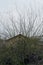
[0, 0, 43, 39]
[0, 0, 43, 13]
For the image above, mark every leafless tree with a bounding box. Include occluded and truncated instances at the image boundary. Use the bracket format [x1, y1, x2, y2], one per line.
[15, 8, 42, 37]
[0, 8, 42, 39]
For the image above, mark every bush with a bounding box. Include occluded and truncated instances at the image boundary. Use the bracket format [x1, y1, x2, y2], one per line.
[0, 36, 43, 65]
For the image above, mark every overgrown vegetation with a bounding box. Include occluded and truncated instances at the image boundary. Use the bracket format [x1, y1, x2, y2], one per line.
[0, 35, 43, 65]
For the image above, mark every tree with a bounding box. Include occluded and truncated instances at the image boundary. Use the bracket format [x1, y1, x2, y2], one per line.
[15, 8, 42, 37]
[0, 8, 42, 39]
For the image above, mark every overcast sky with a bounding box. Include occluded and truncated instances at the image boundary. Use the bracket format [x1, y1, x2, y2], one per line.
[0, 0, 43, 13]
[0, 0, 43, 39]
[0, 0, 43, 17]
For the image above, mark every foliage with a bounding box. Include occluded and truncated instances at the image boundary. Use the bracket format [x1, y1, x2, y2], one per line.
[0, 35, 43, 65]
